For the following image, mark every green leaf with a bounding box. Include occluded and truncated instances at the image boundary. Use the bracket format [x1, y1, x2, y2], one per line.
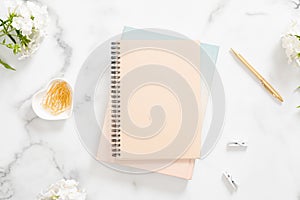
[6, 43, 13, 49]
[13, 44, 20, 54]
[18, 34, 31, 47]
[51, 195, 60, 200]
[0, 59, 15, 71]
[297, 105, 300, 108]
[8, 12, 16, 21]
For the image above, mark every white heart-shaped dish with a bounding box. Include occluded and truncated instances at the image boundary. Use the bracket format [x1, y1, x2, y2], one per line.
[32, 78, 73, 120]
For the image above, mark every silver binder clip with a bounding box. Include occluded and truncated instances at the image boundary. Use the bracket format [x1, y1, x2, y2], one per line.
[227, 140, 248, 148]
[223, 171, 238, 191]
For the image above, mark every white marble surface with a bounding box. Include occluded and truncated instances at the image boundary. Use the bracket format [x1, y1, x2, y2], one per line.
[1, 0, 300, 199]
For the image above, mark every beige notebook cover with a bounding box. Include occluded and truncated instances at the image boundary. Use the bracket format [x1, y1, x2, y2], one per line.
[112, 40, 203, 160]
[96, 40, 203, 178]
[97, 111, 195, 179]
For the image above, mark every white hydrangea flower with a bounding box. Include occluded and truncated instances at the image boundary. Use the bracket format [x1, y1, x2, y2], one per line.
[281, 22, 300, 66]
[26, 1, 49, 31]
[0, 0, 49, 70]
[5, 0, 49, 59]
[11, 16, 33, 36]
[37, 179, 87, 200]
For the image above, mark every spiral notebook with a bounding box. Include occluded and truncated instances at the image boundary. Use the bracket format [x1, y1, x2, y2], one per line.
[96, 37, 219, 179]
[108, 39, 202, 160]
[98, 108, 196, 179]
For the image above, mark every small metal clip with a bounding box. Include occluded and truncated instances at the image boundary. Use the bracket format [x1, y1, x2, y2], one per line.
[227, 141, 248, 148]
[223, 171, 238, 191]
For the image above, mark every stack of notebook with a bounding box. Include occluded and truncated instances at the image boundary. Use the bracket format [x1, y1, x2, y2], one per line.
[96, 30, 219, 179]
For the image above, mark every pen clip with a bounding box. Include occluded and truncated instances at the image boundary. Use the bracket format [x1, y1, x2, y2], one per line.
[260, 80, 269, 91]
[260, 80, 283, 101]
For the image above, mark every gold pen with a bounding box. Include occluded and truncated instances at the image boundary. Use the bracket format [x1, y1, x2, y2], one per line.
[231, 48, 283, 102]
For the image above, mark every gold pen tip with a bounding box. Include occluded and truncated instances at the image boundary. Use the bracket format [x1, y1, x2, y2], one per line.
[230, 48, 238, 56]
[279, 97, 284, 103]
[275, 94, 284, 102]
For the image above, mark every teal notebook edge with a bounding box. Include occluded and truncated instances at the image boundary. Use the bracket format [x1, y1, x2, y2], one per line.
[122, 26, 219, 64]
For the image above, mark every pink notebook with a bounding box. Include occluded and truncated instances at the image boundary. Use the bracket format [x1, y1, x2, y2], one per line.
[96, 39, 205, 179]
[97, 112, 195, 179]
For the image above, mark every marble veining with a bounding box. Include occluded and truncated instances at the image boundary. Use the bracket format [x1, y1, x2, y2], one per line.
[52, 15, 73, 74]
[208, 1, 227, 23]
[245, 11, 268, 16]
[0, 173, 13, 200]
[0, 142, 69, 199]
[30, 0, 73, 75]
[293, 0, 300, 9]
[1, 0, 300, 199]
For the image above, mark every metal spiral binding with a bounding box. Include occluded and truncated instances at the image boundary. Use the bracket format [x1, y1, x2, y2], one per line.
[111, 41, 121, 157]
